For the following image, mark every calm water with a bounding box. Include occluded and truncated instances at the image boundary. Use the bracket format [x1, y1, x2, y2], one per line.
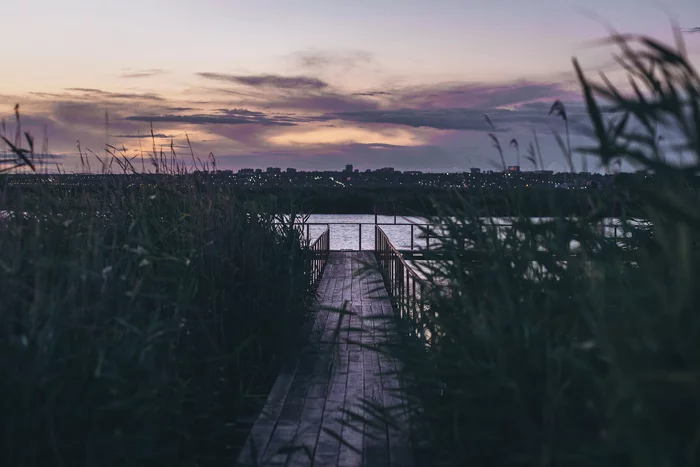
[302, 215, 633, 251]
[0, 210, 633, 251]
[304, 214, 430, 251]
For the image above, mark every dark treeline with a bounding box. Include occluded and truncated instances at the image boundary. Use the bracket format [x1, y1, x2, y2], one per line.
[0, 171, 687, 218]
[237, 186, 629, 217]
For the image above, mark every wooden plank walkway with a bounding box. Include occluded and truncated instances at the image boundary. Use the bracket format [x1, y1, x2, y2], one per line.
[236, 251, 414, 467]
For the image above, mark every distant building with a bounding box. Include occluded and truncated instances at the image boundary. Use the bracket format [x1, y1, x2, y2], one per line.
[506, 165, 521, 172]
[345, 164, 353, 173]
[238, 168, 255, 174]
[266, 167, 281, 173]
[470, 168, 481, 174]
[286, 168, 297, 173]
[254, 169, 263, 174]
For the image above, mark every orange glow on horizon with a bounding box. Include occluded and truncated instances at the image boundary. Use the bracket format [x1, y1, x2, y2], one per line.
[267, 126, 423, 147]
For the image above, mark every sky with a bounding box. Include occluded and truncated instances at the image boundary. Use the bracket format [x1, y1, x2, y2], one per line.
[1, 0, 699, 173]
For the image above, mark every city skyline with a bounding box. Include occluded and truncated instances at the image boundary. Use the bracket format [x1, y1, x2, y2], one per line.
[1, 0, 699, 173]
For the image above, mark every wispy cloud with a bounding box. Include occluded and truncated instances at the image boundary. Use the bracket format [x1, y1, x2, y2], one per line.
[6, 70, 592, 172]
[353, 91, 393, 97]
[65, 88, 164, 101]
[112, 133, 173, 139]
[325, 108, 499, 131]
[320, 83, 582, 132]
[197, 73, 328, 90]
[124, 109, 298, 126]
[684, 27, 700, 33]
[264, 93, 380, 113]
[120, 69, 169, 79]
[292, 50, 373, 70]
[387, 81, 578, 110]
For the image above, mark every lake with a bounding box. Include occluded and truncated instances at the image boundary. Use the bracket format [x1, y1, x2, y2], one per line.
[302, 214, 634, 251]
[303, 214, 430, 251]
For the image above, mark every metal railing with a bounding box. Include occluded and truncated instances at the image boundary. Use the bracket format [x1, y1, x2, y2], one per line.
[375, 225, 431, 342]
[308, 226, 330, 286]
[276, 221, 434, 250]
[279, 220, 641, 252]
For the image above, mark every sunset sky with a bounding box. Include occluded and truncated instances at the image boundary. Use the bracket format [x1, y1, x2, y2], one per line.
[1, 0, 699, 172]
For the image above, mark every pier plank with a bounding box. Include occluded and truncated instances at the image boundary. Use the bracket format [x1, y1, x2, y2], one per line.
[236, 252, 413, 467]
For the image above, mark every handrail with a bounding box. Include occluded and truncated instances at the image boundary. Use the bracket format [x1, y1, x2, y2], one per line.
[275, 220, 637, 251]
[374, 225, 431, 343]
[273, 221, 433, 250]
[308, 226, 330, 286]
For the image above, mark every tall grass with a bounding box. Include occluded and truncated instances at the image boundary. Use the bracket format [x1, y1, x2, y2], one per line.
[377, 27, 700, 467]
[0, 136, 315, 465]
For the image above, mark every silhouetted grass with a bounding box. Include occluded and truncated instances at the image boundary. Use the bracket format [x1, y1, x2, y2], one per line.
[0, 136, 316, 466]
[370, 26, 700, 467]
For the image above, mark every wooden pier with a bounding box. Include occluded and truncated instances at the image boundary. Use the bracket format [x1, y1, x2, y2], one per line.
[236, 251, 414, 467]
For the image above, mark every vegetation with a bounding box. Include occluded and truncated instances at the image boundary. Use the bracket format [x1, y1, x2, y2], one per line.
[1, 182, 633, 217]
[2, 20, 699, 467]
[0, 138, 316, 465]
[375, 26, 700, 466]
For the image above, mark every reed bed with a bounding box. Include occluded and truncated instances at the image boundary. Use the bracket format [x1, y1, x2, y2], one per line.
[0, 137, 315, 466]
[374, 27, 700, 467]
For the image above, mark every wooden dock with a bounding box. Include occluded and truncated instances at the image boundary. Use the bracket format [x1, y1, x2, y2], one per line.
[236, 251, 414, 467]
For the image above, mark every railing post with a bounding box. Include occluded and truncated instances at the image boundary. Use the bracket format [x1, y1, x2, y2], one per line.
[412, 278, 417, 325]
[359, 223, 362, 251]
[410, 224, 414, 250]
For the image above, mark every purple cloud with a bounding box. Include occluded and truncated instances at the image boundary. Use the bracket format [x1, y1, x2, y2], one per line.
[197, 73, 328, 90]
[324, 102, 585, 133]
[293, 50, 373, 70]
[112, 133, 173, 139]
[353, 91, 393, 97]
[124, 112, 297, 126]
[65, 88, 164, 101]
[390, 81, 578, 110]
[266, 93, 380, 113]
[120, 69, 168, 78]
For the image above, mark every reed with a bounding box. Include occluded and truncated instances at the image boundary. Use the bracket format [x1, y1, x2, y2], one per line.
[371, 26, 700, 467]
[0, 134, 315, 466]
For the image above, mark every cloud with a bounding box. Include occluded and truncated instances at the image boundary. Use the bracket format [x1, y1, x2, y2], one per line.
[197, 73, 328, 90]
[216, 108, 267, 117]
[53, 101, 120, 127]
[207, 85, 381, 113]
[120, 69, 168, 78]
[7, 68, 603, 173]
[65, 88, 164, 101]
[324, 108, 495, 131]
[293, 50, 373, 70]
[28, 92, 66, 99]
[389, 81, 578, 110]
[112, 133, 173, 139]
[266, 93, 380, 113]
[684, 27, 700, 33]
[124, 111, 297, 126]
[324, 105, 576, 132]
[353, 91, 393, 97]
